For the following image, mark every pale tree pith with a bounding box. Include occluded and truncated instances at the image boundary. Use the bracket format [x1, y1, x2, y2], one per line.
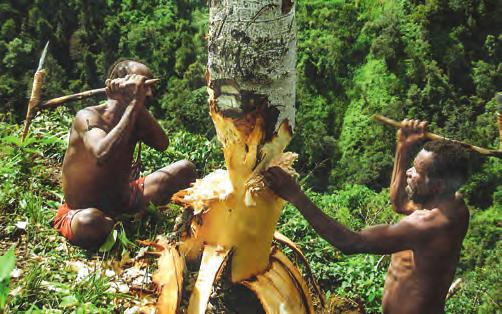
[152, 1, 324, 313]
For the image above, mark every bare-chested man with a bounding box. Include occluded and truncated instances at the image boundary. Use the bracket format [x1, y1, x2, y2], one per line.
[264, 120, 470, 313]
[53, 60, 197, 249]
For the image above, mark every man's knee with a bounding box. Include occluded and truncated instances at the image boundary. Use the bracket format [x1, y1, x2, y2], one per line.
[144, 160, 197, 205]
[71, 208, 114, 249]
[177, 159, 197, 183]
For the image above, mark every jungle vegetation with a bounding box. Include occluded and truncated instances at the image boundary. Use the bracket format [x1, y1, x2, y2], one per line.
[0, 0, 500, 312]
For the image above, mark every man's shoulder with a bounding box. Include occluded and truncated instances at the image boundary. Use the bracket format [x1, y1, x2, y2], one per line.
[406, 208, 442, 220]
[402, 209, 449, 232]
[73, 106, 104, 130]
[408, 199, 468, 235]
[75, 106, 101, 120]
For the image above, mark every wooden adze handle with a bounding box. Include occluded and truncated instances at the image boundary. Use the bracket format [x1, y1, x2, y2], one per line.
[39, 78, 160, 110]
[373, 114, 502, 159]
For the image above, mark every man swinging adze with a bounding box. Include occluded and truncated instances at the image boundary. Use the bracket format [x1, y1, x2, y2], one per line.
[54, 60, 197, 249]
[265, 119, 471, 313]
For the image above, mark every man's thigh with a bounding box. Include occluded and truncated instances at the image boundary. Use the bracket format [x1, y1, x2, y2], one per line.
[143, 159, 196, 205]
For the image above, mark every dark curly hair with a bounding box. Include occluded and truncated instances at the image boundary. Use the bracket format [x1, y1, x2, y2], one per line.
[106, 59, 152, 80]
[423, 140, 469, 191]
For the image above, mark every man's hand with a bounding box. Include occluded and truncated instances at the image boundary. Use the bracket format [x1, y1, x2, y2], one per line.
[396, 119, 428, 148]
[105, 74, 147, 106]
[263, 166, 303, 204]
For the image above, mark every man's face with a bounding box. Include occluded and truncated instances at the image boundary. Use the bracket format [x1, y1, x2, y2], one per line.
[405, 149, 436, 204]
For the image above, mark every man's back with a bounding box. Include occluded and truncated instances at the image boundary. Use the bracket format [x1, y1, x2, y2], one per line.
[382, 196, 469, 313]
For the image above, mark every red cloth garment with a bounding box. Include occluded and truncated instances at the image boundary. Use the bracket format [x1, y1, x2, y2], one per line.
[128, 177, 146, 209]
[53, 203, 80, 242]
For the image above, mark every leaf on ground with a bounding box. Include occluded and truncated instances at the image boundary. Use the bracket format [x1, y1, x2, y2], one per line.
[0, 245, 16, 309]
[118, 227, 135, 248]
[0, 246, 16, 281]
[15, 221, 28, 230]
[60, 294, 79, 307]
[67, 261, 91, 282]
[99, 229, 118, 253]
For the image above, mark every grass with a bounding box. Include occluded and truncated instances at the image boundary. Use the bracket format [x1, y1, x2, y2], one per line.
[0, 108, 500, 313]
[0, 109, 391, 312]
[0, 109, 185, 313]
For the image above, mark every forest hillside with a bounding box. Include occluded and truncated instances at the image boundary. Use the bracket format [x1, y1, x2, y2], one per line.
[0, 0, 500, 312]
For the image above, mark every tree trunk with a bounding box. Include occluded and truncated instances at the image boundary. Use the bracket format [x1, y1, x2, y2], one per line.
[202, 0, 297, 282]
[152, 1, 324, 313]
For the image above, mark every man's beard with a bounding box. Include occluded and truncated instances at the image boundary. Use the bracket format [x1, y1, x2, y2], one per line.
[406, 184, 430, 204]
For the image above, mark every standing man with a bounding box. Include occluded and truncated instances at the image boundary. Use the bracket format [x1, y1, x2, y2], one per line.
[54, 60, 197, 249]
[264, 120, 470, 313]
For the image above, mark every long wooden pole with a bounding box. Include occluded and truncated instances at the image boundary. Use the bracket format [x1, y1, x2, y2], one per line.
[39, 78, 159, 110]
[22, 41, 49, 141]
[373, 114, 502, 159]
[22, 70, 46, 141]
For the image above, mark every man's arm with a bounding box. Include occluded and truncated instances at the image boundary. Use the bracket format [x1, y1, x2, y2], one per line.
[136, 107, 169, 151]
[263, 167, 443, 255]
[74, 75, 146, 164]
[389, 141, 417, 215]
[292, 190, 442, 254]
[389, 119, 427, 215]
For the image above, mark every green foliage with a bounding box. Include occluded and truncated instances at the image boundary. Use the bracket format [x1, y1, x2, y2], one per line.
[460, 206, 501, 272]
[9, 261, 116, 313]
[462, 157, 502, 209]
[140, 128, 224, 177]
[446, 205, 502, 313]
[0, 120, 64, 227]
[289, 0, 500, 199]
[0, 246, 16, 310]
[331, 254, 387, 313]
[333, 58, 399, 190]
[291, 0, 364, 188]
[0, 0, 500, 312]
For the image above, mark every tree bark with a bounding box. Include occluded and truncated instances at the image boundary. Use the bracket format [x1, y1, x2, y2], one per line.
[204, 0, 297, 282]
[154, 2, 320, 313]
[208, 0, 296, 136]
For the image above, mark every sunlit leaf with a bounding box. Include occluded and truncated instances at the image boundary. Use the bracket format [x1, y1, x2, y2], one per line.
[118, 225, 135, 248]
[0, 246, 16, 281]
[1, 136, 21, 146]
[0, 246, 16, 309]
[99, 229, 118, 252]
[60, 294, 79, 308]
